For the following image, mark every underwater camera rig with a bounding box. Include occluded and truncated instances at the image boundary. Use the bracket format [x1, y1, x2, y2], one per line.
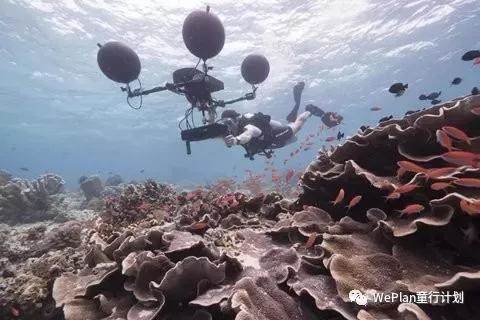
[96, 6, 270, 158]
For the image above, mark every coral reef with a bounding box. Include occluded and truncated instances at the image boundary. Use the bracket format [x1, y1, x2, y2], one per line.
[0, 174, 65, 224]
[80, 176, 104, 201]
[105, 174, 123, 187]
[2, 95, 480, 320]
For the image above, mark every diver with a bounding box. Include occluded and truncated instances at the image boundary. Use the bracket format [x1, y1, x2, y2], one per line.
[220, 82, 343, 156]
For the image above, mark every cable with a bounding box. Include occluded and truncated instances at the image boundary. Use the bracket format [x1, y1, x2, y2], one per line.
[127, 79, 143, 110]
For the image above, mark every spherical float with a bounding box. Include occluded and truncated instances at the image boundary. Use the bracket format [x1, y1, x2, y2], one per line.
[97, 41, 141, 84]
[241, 54, 270, 85]
[182, 9, 225, 60]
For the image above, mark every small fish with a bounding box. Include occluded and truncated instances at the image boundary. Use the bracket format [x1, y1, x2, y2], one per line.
[285, 169, 295, 183]
[397, 161, 427, 174]
[290, 152, 294, 157]
[305, 233, 317, 249]
[462, 50, 480, 61]
[140, 169, 145, 173]
[331, 188, 345, 206]
[426, 91, 441, 100]
[426, 167, 458, 179]
[325, 136, 336, 142]
[379, 115, 393, 123]
[337, 131, 344, 140]
[452, 178, 480, 188]
[440, 151, 480, 167]
[436, 129, 454, 151]
[451, 77, 462, 85]
[431, 99, 442, 105]
[346, 195, 362, 211]
[474, 57, 480, 66]
[472, 87, 480, 95]
[190, 221, 208, 230]
[418, 94, 427, 100]
[395, 183, 420, 194]
[396, 167, 406, 178]
[430, 182, 452, 191]
[384, 192, 401, 201]
[370, 106, 382, 111]
[405, 110, 419, 116]
[10, 307, 20, 317]
[309, 134, 315, 138]
[294, 149, 300, 154]
[396, 204, 425, 216]
[20, 167, 29, 171]
[389, 82, 408, 97]
[303, 147, 311, 151]
[442, 126, 471, 145]
[471, 107, 480, 115]
[460, 200, 480, 216]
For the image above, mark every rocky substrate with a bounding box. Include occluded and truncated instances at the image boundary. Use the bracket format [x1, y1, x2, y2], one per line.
[1, 94, 480, 320]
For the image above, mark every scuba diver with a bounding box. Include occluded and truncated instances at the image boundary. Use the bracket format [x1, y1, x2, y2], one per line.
[220, 82, 343, 156]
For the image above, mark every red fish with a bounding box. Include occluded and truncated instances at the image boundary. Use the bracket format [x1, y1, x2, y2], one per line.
[370, 106, 382, 111]
[436, 129, 455, 151]
[442, 126, 471, 145]
[426, 167, 458, 180]
[460, 200, 480, 216]
[325, 136, 336, 142]
[384, 192, 401, 201]
[474, 57, 480, 66]
[396, 167, 406, 178]
[452, 178, 480, 188]
[305, 233, 317, 248]
[331, 188, 345, 206]
[430, 182, 452, 191]
[346, 195, 362, 211]
[190, 221, 208, 230]
[397, 161, 427, 173]
[396, 204, 425, 216]
[395, 183, 420, 194]
[440, 151, 480, 167]
[285, 169, 295, 183]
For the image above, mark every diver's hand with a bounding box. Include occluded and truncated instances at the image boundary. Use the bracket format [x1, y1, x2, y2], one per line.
[224, 135, 238, 147]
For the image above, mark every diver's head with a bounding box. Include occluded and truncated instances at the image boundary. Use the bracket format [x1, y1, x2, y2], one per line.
[218, 109, 241, 135]
[221, 109, 241, 120]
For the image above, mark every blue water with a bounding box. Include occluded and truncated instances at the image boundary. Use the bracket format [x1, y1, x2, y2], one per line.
[1, 0, 479, 188]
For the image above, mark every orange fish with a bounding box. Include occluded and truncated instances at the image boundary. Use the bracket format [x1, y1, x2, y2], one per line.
[325, 136, 336, 142]
[426, 167, 458, 180]
[395, 183, 420, 194]
[436, 129, 455, 151]
[384, 192, 401, 201]
[346, 195, 362, 211]
[331, 188, 345, 206]
[442, 126, 471, 145]
[471, 107, 480, 115]
[441, 151, 480, 167]
[370, 106, 382, 111]
[452, 178, 480, 188]
[430, 182, 452, 191]
[397, 161, 427, 173]
[460, 200, 480, 216]
[305, 233, 317, 248]
[190, 221, 208, 230]
[285, 169, 295, 183]
[10, 307, 20, 317]
[397, 204, 425, 216]
[396, 167, 406, 178]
